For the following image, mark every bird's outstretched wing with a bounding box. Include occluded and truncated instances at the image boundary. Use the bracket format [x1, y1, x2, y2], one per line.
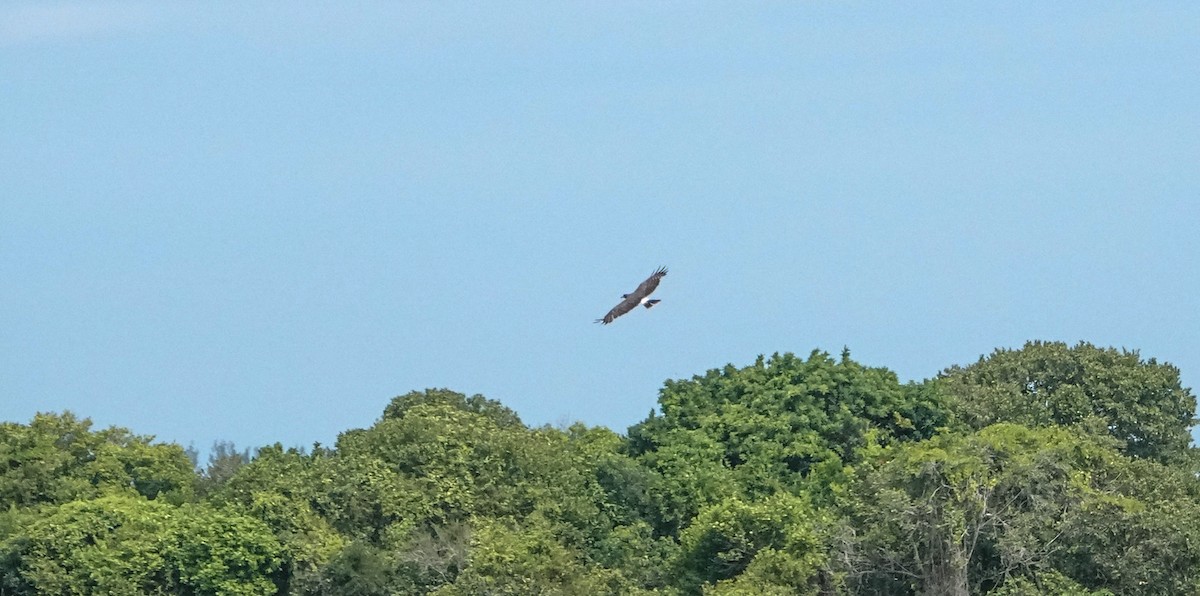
[631, 266, 667, 299]
[596, 295, 641, 325]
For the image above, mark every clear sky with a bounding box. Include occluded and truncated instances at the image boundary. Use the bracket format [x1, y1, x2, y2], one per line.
[3, 3, 1198, 454]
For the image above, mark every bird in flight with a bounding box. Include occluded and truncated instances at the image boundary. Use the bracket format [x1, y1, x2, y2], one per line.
[595, 266, 668, 325]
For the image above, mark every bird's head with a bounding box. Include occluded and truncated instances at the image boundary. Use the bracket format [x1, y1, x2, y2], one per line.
[621, 293, 629, 298]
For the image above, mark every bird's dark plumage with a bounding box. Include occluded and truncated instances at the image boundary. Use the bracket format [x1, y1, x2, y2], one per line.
[596, 267, 667, 325]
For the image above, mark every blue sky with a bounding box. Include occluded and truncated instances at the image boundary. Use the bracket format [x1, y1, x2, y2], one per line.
[3, 2, 1198, 454]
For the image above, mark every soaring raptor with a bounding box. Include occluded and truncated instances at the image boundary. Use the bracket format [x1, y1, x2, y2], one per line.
[595, 267, 667, 325]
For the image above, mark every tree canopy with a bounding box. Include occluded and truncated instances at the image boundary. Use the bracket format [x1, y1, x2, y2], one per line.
[939, 340, 1196, 462]
[1, 342, 1196, 594]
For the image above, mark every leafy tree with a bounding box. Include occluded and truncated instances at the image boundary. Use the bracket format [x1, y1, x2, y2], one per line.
[939, 341, 1196, 461]
[844, 425, 1104, 595]
[316, 451, 428, 544]
[675, 493, 827, 595]
[431, 517, 651, 596]
[334, 403, 538, 526]
[0, 493, 175, 594]
[842, 423, 1200, 595]
[307, 541, 395, 596]
[989, 570, 1113, 596]
[321, 397, 674, 593]
[1053, 455, 1200, 595]
[627, 413, 741, 536]
[4, 342, 1197, 594]
[0, 412, 195, 506]
[628, 350, 947, 531]
[167, 503, 285, 595]
[382, 388, 524, 428]
[333, 403, 614, 535]
[0, 494, 282, 595]
[198, 440, 253, 495]
[213, 444, 346, 592]
[589, 521, 678, 593]
[397, 522, 471, 592]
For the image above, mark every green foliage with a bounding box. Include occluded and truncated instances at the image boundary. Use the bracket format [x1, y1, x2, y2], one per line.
[628, 350, 947, 531]
[332, 403, 620, 543]
[1, 342, 1196, 595]
[0, 412, 195, 507]
[676, 493, 826, 594]
[337, 403, 534, 524]
[197, 440, 252, 495]
[211, 444, 347, 591]
[396, 522, 471, 592]
[590, 521, 678, 591]
[316, 450, 427, 543]
[307, 541, 395, 596]
[842, 423, 1200, 595]
[167, 503, 284, 595]
[705, 548, 828, 596]
[939, 340, 1196, 461]
[843, 424, 1096, 595]
[989, 570, 1113, 596]
[0, 494, 281, 595]
[382, 388, 524, 428]
[1, 494, 175, 594]
[432, 517, 651, 596]
[277, 400, 663, 593]
[1054, 456, 1200, 595]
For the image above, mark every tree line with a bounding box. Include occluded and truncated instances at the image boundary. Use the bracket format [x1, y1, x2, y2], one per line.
[1, 340, 1197, 595]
